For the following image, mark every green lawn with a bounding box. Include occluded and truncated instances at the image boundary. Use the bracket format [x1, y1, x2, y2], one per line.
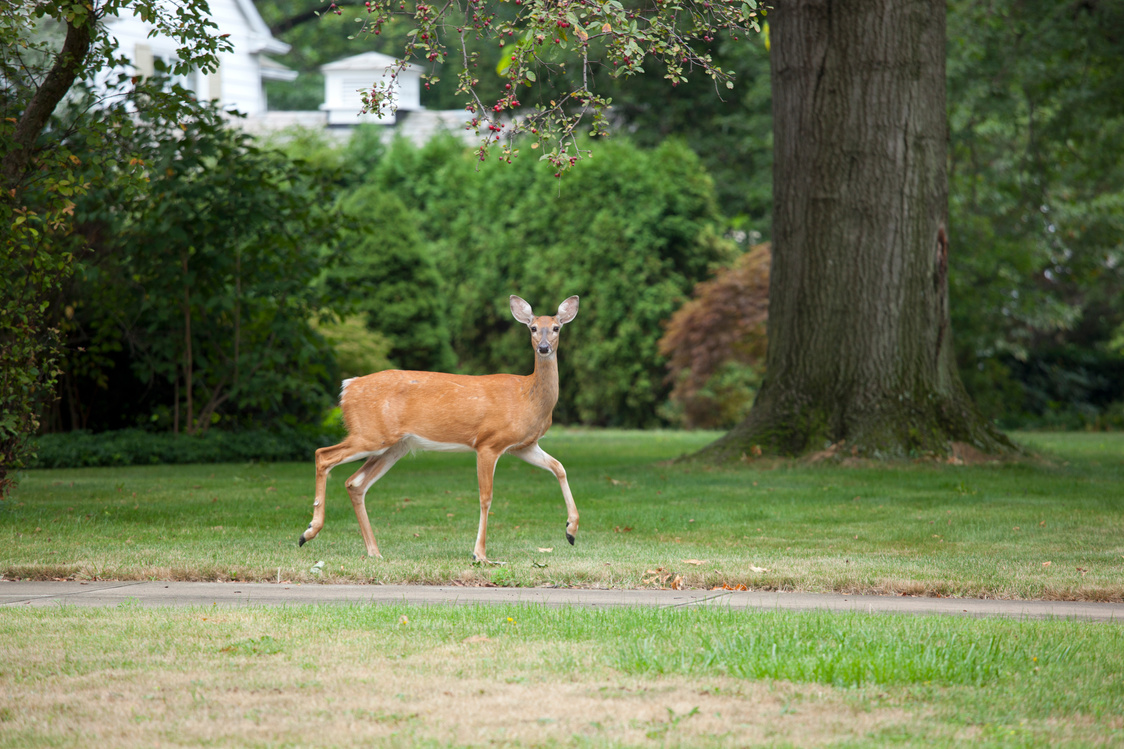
[3, 430, 1123, 600]
[0, 602, 1120, 747]
[3, 430, 1124, 747]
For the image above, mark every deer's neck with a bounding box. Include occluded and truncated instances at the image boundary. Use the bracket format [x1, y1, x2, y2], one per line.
[528, 354, 560, 414]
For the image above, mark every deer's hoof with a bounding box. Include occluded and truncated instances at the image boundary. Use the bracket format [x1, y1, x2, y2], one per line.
[566, 532, 575, 546]
[298, 533, 308, 547]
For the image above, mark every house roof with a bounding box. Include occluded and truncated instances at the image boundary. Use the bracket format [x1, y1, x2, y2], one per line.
[100, 0, 289, 55]
[232, 0, 291, 55]
[320, 51, 423, 74]
[260, 56, 299, 82]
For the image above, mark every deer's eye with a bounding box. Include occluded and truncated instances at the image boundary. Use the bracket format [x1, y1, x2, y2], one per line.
[553, 326, 560, 332]
[530, 326, 538, 332]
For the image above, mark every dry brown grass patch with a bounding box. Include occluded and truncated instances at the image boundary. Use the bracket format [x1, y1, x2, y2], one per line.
[1, 661, 921, 748]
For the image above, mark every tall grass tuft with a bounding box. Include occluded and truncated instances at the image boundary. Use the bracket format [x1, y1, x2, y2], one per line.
[614, 609, 1086, 689]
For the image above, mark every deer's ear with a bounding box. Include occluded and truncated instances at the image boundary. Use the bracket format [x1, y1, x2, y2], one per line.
[557, 296, 579, 325]
[510, 295, 535, 325]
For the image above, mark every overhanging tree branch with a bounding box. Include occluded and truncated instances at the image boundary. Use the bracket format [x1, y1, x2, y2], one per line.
[259, 0, 366, 36]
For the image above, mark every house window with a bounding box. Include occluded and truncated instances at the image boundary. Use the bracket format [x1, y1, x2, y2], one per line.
[135, 42, 198, 96]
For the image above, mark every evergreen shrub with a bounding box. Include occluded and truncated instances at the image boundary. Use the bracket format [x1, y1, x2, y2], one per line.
[31, 424, 345, 469]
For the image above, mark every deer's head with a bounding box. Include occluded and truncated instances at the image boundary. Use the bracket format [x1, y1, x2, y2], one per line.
[510, 295, 579, 358]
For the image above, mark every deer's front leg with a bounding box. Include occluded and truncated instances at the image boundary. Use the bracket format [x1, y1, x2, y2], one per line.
[472, 448, 501, 562]
[511, 444, 578, 545]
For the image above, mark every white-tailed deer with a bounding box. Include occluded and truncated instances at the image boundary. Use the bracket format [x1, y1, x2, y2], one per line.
[299, 295, 580, 562]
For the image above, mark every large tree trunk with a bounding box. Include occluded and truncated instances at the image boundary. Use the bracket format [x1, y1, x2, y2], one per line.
[699, 0, 1012, 460]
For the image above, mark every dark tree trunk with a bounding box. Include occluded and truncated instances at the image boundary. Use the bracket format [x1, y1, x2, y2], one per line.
[699, 0, 1012, 460]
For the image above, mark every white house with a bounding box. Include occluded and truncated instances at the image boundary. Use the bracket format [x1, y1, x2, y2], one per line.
[102, 0, 292, 116]
[320, 51, 424, 126]
[100, 3, 473, 145]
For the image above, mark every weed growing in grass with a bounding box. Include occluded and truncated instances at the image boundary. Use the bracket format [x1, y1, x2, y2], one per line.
[640, 706, 701, 740]
[221, 635, 284, 656]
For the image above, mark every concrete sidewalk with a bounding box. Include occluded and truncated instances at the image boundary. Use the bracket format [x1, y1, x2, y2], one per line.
[1, 580, 1121, 622]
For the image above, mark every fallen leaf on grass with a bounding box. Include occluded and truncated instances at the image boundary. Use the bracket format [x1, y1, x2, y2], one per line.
[537, 547, 553, 553]
[1076, 567, 1088, 577]
[451, 580, 499, 588]
[748, 565, 769, 573]
[712, 583, 749, 591]
[670, 575, 683, 590]
[1042, 561, 1052, 567]
[614, 526, 633, 533]
[642, 567, 676, 588]
[682, 559, 709, 566]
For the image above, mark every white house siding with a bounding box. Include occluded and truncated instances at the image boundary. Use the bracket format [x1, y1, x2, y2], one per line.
[100, 0, 288, 116]
[397, 73, 421, 114]
[327, 73, 395, 125]
[207, 0, 263, 114]
[320, 52, 423, 126]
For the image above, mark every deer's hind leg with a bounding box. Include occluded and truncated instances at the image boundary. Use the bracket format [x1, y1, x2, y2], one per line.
[343, 441, 410, 558]
[300, 438, 378, 549]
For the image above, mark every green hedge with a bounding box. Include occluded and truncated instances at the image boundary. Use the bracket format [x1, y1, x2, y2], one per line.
[30, 426, 345, 469]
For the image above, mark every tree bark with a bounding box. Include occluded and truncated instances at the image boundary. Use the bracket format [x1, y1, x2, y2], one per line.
[182, 253, 194, 434]
[1, 14, 93, 192]
[699, 0, 1013, 460]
